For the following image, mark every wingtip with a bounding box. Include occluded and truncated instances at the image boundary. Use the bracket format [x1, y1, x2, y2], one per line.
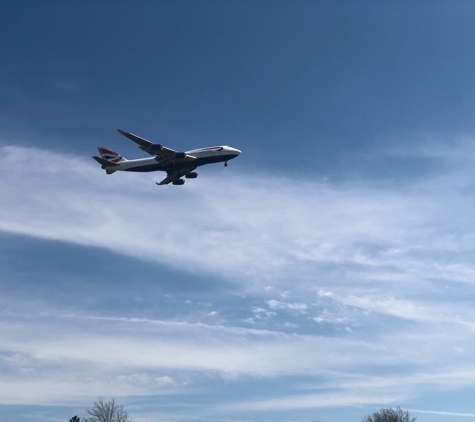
[117, 129, 126, 135]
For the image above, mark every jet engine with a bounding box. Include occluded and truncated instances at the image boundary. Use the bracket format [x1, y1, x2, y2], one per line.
[172, 179, 185, 185]
[148, 144, 163, 152]
[185, 172, 198, 179]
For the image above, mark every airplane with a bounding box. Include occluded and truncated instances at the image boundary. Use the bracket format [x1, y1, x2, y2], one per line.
[92, 129, 241, 185]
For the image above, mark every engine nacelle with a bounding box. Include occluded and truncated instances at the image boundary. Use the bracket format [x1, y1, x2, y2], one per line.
[185, 172, 198, 179]
[149, 144, 163, 152]
[174, 152, 186, 159]
[172, 179, 185, 185]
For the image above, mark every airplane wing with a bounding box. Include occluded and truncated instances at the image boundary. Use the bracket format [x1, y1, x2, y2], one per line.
[156, 167, 197, 185]
[117, 129, 175, 155]
[117, 129, 196, 165]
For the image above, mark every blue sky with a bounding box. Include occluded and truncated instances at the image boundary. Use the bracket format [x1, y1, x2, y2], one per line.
[2, 1, 475, 421]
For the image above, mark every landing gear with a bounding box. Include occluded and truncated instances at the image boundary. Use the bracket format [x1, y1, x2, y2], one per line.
[224, 161, 228, 167]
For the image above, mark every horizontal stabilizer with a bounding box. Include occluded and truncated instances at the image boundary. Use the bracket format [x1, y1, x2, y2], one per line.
[92, 156, 120, 167]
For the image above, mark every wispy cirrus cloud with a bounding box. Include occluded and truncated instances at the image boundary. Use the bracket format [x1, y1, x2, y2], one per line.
[3, 142, 475, 418]
[0, 143, 473, 293]
[409, 409, 475, 418]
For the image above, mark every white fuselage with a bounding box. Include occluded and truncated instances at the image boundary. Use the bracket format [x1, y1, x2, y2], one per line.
[114, 145, 241, 173]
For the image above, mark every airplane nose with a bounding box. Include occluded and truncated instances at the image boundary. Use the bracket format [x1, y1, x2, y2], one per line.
[234, 148, 241, 155]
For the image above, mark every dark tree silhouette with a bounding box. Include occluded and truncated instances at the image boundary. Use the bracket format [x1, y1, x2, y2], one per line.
[362, 407, 416, 422]
[69, 417, 80, 422]
[83, 398, 133, 422]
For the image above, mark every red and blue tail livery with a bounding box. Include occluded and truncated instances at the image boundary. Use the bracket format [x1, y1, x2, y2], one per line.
[92, 129, 241, 185]
[97, 147, 125, 163]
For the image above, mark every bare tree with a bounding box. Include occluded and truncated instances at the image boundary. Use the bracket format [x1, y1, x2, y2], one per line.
[83, 398, 133, 422]
[362, 407, 416, 422]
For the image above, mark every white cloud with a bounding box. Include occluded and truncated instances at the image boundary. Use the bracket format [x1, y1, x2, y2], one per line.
[408, 409, 475, 418]
[3, 144, 475, 412]
[267, 300, 307, 311]
[312, 309, 348, 325]
[1, 310, 475, 407]
[224, 391, 404, 411]
[0, 144, 466, 296]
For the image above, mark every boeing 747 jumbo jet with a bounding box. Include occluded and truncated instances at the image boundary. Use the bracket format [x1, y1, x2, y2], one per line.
[93, 129, 241, 185]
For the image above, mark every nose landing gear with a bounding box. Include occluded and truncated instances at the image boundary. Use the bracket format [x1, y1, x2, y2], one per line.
[224, 161, 228, 167]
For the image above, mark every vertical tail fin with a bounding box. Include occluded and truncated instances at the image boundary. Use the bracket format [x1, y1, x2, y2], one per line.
[97, 146, 127, 163]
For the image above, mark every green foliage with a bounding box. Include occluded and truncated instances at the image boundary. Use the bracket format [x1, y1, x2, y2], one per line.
[362, 407, 416, 422]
